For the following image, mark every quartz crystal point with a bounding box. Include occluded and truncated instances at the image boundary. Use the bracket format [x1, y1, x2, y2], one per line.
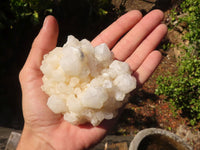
[40, 35, 136, 126]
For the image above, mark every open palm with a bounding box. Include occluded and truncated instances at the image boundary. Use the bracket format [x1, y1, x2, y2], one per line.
[18, 10, 167, 150]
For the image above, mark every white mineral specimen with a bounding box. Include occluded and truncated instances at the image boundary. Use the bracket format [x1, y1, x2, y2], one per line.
[40, 35, 136, 126]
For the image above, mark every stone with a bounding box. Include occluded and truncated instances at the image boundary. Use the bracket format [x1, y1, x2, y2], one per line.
[5, 132, 21, 150]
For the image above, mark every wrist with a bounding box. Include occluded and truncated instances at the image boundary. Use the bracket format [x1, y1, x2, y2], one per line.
[17, 125, 54, 150]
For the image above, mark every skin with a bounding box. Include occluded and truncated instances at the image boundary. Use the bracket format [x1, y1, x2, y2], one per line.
[17, 9, 167, 150]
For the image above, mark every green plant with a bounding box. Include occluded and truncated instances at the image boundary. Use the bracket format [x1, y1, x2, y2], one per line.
[9, 0, 53, 24]
[180, 0, 200, 54]
[88, 0, 110, 16]
[156, 56, 200, 125]
[156, 0, 200, 125]
[162, 43, 174, 51]
[170, 8, 178, 22]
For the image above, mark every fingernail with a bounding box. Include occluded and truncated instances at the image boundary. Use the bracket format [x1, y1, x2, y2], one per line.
[43, 16, 48, 29]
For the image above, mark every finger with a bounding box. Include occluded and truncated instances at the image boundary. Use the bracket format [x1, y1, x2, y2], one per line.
[91, 10, 142, 48]
[133, 50, 162, 86]
[112, 9, 164, 61]
[25, 15, 59, 69]
[126, 24, 167, 71]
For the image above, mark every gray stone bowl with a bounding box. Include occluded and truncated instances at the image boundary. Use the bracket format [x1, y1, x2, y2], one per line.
[129, 128, 192, 150]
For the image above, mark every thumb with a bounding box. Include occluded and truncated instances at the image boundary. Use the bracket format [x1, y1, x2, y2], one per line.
[24, 15, 59, 70]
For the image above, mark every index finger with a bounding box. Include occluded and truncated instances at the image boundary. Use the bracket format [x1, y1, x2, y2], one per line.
[91, 10, 142, 48]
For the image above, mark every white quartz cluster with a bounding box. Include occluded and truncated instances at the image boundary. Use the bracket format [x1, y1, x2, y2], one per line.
[40, 35, 136, 126]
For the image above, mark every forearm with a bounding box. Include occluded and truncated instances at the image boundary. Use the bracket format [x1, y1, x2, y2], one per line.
[17, 126, 55, 150]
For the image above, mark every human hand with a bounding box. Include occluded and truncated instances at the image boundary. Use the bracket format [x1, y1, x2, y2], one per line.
[18, 9, 167, 150]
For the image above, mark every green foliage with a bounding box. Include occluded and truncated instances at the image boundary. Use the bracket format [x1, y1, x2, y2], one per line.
[162, 43, 174, 51]
[156, 56, 200, 125]
[156, 0, 200, 125]
[88, 0, 111, 16]
[0, 0, 113, 31]
[180, 0, 200, 54]
[10, 0, 53, 23]
[170, 8, 177, 22]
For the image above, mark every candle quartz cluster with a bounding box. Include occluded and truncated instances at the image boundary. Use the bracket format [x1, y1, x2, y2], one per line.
[40, 35, 136, 126]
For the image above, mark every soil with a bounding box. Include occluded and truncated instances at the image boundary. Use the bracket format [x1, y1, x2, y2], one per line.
[110, 0, 200, 149]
